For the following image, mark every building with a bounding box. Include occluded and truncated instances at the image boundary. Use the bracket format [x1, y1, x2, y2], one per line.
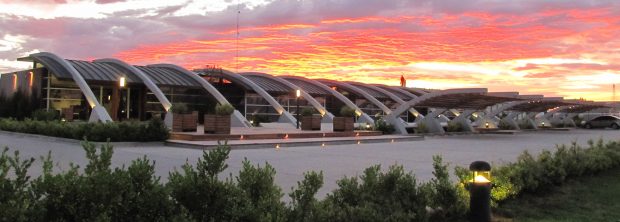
[0, 52, 612, 134]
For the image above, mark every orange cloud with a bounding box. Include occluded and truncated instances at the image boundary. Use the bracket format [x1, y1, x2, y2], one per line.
[116, 7, 620, 101]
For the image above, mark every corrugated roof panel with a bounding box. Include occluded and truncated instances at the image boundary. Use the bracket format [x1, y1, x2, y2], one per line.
[244, 75, 291, 93]
[66, 60, 141, 83]
[378, 86, 412, 100]
[137, 66, 200, 87]
[350, 83, 389, 99]
[283, 78, 330, 96]
[33, 55, 72, 79]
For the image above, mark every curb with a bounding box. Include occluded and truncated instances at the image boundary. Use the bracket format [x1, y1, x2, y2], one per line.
[0, 130, 165, 147]
[165, 135, 425, 150]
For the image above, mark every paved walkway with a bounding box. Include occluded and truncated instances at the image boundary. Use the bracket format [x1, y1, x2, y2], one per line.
[1, 129, 618, 198]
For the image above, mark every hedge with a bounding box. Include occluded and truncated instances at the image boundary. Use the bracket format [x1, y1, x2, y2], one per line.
[0, 118, 169, 142]
[2, 138, 620, 221]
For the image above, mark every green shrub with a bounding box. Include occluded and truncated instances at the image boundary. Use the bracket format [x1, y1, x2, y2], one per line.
[323, 164, 429, 222]
[288, 171, 326, 222]
[498, 120, 514, 130]
[300, 108, 314, 117]
[374, 118, 395, 134]
[0, 118, 169, 142]
[424, 156, 468, 221]
[416, 122, 428, 134]
[446, 122, 463, 132]
[170, 103, 188, 114]
[339, 106, 356, 117]
[31, 109, 59, 121]
[215, 103, 235, 115]
[518, 120, 534, 129]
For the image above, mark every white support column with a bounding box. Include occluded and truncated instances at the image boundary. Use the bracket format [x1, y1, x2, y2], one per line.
[149, 64, 250, 127]
[32, 52, 112, 122]
[282, 76, 375, 125]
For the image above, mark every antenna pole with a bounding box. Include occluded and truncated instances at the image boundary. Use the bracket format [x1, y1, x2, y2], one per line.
[236, 1, 240, 73]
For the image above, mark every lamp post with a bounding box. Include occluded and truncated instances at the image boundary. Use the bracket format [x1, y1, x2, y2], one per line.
[119, 77, 128, 120]
[469, 161, 492, 222]
[296, 89, 301, 129]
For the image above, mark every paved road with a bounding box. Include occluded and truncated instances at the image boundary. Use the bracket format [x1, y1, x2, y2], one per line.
[1, 129, 618, 198]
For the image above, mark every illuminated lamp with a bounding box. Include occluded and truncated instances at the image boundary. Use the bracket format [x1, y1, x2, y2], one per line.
[29, 72, 33, 87]
[365, 123, 371, 129]
[13, 74, 17, 90]
[296, 89, 301, 129]
[469, 161, 492, 222]
[119, 77, 126, 88]
[485, 122, 489, 128]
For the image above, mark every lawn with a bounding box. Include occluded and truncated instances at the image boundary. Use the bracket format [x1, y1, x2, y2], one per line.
[496, 167, 620, 222]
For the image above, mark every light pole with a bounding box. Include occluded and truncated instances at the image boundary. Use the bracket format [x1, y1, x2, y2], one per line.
[296, 89, 301, 129]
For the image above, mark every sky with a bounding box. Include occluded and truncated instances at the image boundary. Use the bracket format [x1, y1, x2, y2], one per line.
[1, 0, 620, 101]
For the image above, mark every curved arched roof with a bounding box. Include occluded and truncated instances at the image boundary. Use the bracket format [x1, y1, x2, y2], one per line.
[68, 60, 141, 83]
[349, 82, 390, 99]
[243, 74, 291, 93]
[376, 86, 415, 100]
[283, 78, 331, 96]
[136, 66, 200, 87]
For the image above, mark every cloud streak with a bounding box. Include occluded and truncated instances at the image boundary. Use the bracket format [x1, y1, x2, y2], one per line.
[1, 0, 620, 101]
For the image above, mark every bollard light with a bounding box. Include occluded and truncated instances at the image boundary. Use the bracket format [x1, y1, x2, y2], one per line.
[365, 123, 371, 129]
[541, 122, 545, 127]
[469, 161, 492, 222]
[485, 122, 489, 128]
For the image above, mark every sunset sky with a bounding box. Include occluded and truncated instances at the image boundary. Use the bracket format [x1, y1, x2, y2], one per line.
[1, 0, 620, 101]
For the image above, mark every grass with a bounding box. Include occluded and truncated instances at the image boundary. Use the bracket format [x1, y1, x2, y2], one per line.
[495, 167, 620, 222]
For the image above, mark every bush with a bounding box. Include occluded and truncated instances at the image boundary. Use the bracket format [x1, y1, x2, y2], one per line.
[446, 122, 463, 132]
[416, 122, 429, 134]
[423, 156, 468, 221]
[2, 137, 620, 221]
[31, 109, 59, 121]
[374, 118, 395, 134]
[323, 165, 429, 222]
[339, 106, 356, 117]
[215, 103, 235, 115]
[518, 120, 534, 129]
[498, 119, 514, 130]
[170, 103, 188, 114]
[300, 108, 314, 117]
[0, 118, 169, 142]
[455, 138, 620, 208]
[0, 91, 39, 120]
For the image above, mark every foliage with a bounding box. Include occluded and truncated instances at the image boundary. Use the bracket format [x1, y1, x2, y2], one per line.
[498, 119, 514, 130]
[1, 141, 182, 221]
[323, 165, 430, 222]
[455, 139, 620, 209]
[2, 137, 620, 221]
[31, 109, 59, 121]
[300, 108, 314, 117]
[446, 121, 463, 132]
[0, 91, 39, 120]
[374, 118, 395, 134]
[339, 106, 356, 117]
[215, 103, 236, 115]
[518, 120, 534, 129]
[0, 118, 169, 142]
[170, 103, 188, 114]
[423, 156, 468, 221]
[572, 116, 584, 127]
[416, 122, 429, 134]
